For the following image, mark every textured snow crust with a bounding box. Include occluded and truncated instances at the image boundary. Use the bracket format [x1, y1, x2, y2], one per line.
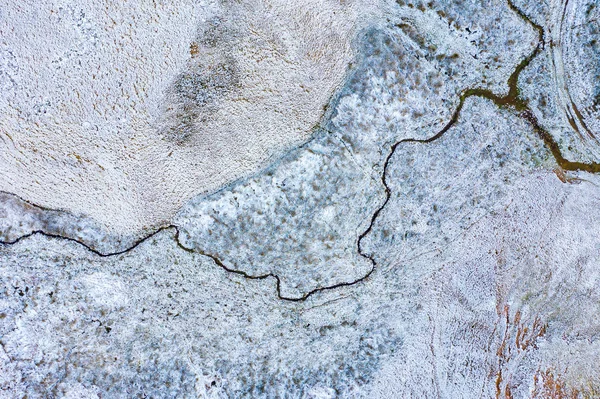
[2, 0, 600, 397]
[0, 0, 384, 235]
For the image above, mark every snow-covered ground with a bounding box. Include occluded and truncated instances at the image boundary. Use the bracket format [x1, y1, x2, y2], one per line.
[1, 0, 600, 397]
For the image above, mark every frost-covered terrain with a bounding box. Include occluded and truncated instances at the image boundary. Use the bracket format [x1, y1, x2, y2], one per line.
[1, 0, 600, 397]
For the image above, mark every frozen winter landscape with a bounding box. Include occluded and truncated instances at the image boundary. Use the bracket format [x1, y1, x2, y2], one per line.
[1, 0, 600, 397]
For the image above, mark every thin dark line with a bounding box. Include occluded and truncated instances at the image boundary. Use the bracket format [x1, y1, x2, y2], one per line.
[1, 0, 597, 302]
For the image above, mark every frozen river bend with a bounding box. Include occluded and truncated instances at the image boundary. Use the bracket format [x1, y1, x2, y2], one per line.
[2, 0, 600, 397]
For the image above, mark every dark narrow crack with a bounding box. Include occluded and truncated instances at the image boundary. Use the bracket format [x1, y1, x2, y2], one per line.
[1, 0, 598, 302]
[357, 1, 600, 271]
[1, 223, 372, 302]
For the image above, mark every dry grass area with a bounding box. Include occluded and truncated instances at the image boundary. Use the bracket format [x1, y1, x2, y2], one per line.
[531, 370, 580, 399]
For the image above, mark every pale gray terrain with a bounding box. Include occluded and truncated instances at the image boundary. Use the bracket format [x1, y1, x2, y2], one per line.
[1, 0, 600, 397]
